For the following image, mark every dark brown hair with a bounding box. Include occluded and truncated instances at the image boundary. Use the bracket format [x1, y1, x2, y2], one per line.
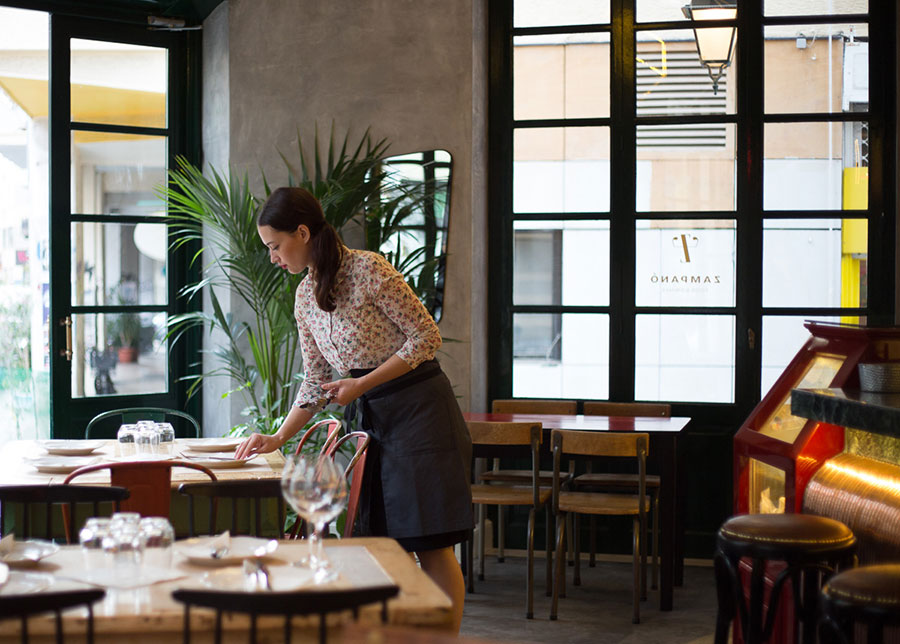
[258, 187, 343, 311]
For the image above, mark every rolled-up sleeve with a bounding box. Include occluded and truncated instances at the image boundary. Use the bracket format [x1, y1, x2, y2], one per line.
[368, 254, 442, 369]
[293, 309, 332, 407]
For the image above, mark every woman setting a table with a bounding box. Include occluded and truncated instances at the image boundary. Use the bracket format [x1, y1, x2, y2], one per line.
[235, 186, 473, 632]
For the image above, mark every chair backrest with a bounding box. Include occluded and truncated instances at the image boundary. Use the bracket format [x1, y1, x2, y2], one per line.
[326, 431, 370, 538]
[583, 401, 671, 418]
[0, 588, 105, 644]
[171, 584, 399, 644]
[0, 485, 130, 543]
[551, 429, 649, 458]
[177, 479, 285, 538]
[85, 407, 201, 439]
[294, 418, 343, 456]
[466, 420, 542, 447]
[491, 399, 577, 415]
[63, 460, 216, 517]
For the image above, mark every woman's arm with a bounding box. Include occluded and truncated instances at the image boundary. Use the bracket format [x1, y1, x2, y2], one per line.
[235, 403, 315, 459]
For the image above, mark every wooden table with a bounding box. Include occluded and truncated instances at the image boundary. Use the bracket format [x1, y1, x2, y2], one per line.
[0, 440, 284, 487]
[0, 537, 452, 642]
[463, 412, 690, 612]
[0, 439, 285, 537]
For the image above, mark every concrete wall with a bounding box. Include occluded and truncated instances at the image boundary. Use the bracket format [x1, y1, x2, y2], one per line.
[201, 0, 489, 432]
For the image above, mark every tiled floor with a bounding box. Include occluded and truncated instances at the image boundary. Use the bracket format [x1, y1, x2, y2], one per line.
[460, 553, 719, 644]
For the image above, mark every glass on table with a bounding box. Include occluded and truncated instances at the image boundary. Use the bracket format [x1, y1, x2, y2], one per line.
[116, 424, 138, 457]
[79, 517, 111, 568]
[135, 422, 160, 455]
[139, 517, 175, 568]
[156, 422, 175, 455]
[281, 452, 348, 582]
[103, 519, 143, 570]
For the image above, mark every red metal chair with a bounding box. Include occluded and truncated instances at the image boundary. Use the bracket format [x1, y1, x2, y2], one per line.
[63, 460, 217, 517]
[293, 418, 343, 456]
[287, 430, 370, 539]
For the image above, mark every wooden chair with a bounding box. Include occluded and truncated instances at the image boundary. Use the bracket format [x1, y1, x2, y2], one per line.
[466, 420, 550, 619]
[482, 399, 577, 564]
[550, 429, 650, 624]
[287, 430, 371, 539]
[0, 588, 106, 644]
[63, 460, 216, 517]
[0, 484, 130, 543]
[85, 407, 200, 439]
[171, 584, 399, 644]
[177, 479, 286, 538]
[578, 402, 670, 588]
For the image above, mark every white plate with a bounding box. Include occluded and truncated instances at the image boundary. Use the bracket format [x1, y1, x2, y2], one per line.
[0, 540, 60, 568]
[0, 562, 8, 586]
[39, 440, 106, 456]
[179, 438, 243, 453]
[176, 536, 278, 567]
[0, 571, 54, 595]
[198, 566, 314, 592]
[177, 455, 251, 469]
[25, 456, 101, 474]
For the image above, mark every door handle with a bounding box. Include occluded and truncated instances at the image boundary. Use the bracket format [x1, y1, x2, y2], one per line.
[60, 315, 72, 360]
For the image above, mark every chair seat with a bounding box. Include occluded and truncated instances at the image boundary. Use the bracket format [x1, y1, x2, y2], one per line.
[470, 484, 551, 507]
[480, 469, 572, 485]
[823, 564, 900, 610]
[558, 491, 649, 516]
[574, 473, 660, 489]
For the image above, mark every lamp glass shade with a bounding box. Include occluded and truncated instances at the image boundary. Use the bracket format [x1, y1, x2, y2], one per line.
[691, 8, 737, 67]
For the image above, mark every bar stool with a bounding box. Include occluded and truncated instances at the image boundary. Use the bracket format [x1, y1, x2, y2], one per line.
[820, 564, 900, 644]
[713, 513, 856, 644]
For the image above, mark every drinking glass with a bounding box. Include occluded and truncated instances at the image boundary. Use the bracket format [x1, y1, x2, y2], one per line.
[103, 519, 143, 570]
[139, 517, 175, 568]
[156, 422, 175, 455]
[281, 453, 348, 579]
[117, 424, 138, 457]
[135, 422, 160, 455]
[79, 517, 111, 568]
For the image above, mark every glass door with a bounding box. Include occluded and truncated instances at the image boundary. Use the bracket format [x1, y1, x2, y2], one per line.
[50, 15, 198, 438]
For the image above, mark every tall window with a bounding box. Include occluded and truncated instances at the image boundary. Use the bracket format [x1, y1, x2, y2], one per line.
[489, 0, 893, 417]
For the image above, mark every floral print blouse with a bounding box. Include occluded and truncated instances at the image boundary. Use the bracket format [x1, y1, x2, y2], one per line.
[293, 247, 442, 407]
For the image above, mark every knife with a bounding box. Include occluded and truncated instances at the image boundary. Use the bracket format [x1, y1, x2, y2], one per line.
[299, 391, 335, 415]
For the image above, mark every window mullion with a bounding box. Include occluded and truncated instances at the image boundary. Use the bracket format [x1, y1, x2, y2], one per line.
[609, 0, 637, 401]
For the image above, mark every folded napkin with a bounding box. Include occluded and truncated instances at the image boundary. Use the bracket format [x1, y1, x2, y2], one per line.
[60, 566, 187, 590]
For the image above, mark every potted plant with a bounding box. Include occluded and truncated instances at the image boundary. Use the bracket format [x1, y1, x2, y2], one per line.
[107, 312, 141, 363]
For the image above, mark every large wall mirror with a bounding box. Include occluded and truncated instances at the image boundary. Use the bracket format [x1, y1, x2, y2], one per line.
[368, 149, 451, 322]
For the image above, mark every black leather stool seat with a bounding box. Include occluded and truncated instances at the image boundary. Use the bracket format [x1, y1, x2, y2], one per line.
[719, 514, 856, 556]
[714, 513, 857, 644]
[821, 564, 900, 644]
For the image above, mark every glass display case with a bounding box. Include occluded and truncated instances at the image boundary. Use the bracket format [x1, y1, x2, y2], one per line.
[734, 321, 889, 515]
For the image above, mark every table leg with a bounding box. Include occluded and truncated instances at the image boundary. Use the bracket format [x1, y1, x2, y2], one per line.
[655, 434, 677, 611]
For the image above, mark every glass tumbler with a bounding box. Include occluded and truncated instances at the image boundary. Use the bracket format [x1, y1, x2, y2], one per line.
[156, 422, 175, 455]
[103, 522, 143, 570]
[139, 517, 175, 568]
[79, 517, 111, 568]
[116, 424, 138, 457]
[135, 423, 160, 455]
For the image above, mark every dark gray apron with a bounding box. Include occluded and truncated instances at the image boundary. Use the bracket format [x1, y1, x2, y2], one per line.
[347, 360, 473, 540]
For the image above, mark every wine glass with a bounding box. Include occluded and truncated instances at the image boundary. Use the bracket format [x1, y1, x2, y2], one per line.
[281, 453, 348, 580]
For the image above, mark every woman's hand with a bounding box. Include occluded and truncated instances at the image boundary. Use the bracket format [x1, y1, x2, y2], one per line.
[234, 432, 283, 460]
[320, 377, 367, 406]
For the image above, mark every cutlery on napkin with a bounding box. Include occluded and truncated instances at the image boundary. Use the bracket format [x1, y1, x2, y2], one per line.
[209, 531, 231, 559]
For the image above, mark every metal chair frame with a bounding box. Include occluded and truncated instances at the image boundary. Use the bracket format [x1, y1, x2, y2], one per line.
[85, 407, 201, 439]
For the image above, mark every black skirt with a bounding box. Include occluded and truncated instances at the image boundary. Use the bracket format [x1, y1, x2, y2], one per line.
[348, 360, 473, 551]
